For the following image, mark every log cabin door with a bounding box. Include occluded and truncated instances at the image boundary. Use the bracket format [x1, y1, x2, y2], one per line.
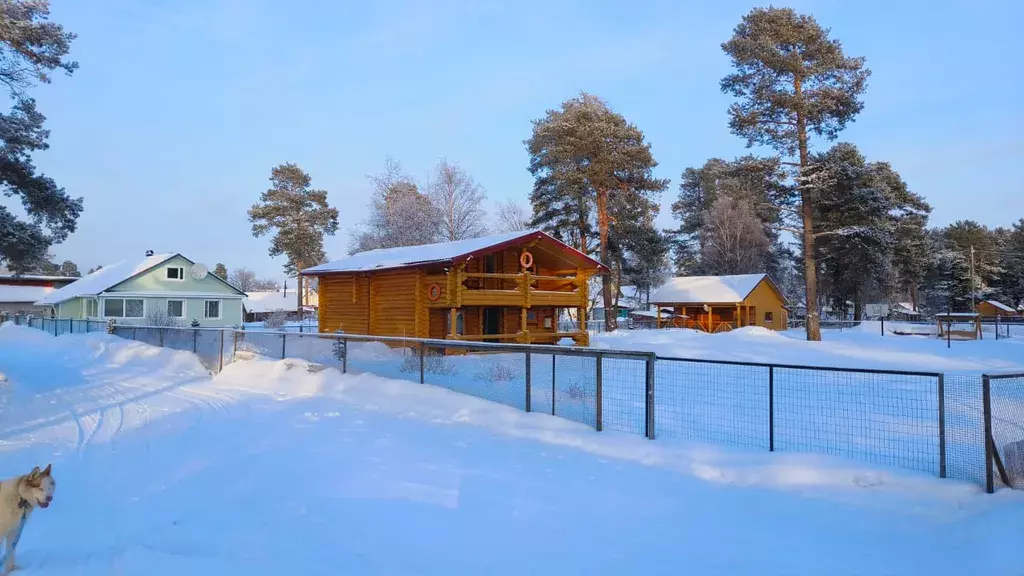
[483, 307, 501, 342]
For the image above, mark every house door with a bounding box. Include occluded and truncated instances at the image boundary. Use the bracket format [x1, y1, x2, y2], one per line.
[483, 307, 501, 341]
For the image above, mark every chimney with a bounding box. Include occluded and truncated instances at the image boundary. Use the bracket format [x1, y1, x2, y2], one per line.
[145, 250, 154, 257]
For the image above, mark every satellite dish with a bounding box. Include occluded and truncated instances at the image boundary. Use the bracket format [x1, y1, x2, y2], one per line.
[190, 263, 209, 280]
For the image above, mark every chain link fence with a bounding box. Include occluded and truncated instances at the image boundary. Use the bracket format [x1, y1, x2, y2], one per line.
[15, 320, 1022, 493]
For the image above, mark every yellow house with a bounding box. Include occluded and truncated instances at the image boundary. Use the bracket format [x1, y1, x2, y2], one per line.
[649, 273, 789, 332]
[975, 300, 1017, 318]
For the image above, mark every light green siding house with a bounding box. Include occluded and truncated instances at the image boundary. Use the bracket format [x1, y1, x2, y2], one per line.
[34, 252, 245, 327]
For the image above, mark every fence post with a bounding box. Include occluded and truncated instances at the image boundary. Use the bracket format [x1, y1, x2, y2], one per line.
[525, 349, 532, 413]
[193, 329, 198, 353]
[69, 319, 73, 334]
[595, 352, 603, 432]
[218, 329, 225, 373]
[551, 354, 556, 416]
[419, 342, 425, 384]
[132, 326, 137, 341]
[880, 318, 884, 336]
[281, 333, 287, 359]
[232, 330, 239, 360]
[937, 374, 946, 478]
[769, 366, 775, 452]
[645, 353, 656, 440]
[983, 374, 994, 494]
[54, 320, 58, 337]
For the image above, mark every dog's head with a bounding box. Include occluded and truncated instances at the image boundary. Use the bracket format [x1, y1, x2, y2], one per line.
[19, 464, 55, 509]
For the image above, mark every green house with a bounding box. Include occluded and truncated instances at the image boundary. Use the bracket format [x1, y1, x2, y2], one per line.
[34, 251, 245, 327]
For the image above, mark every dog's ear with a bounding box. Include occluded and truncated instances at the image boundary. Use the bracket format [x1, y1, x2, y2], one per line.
[42, 463, 51, 476]
[29, 466, 40, 478]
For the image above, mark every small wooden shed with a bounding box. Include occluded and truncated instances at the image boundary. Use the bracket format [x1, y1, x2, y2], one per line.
[975, 300, 1018, 318]
[648, 274, 788, 332]
[302, 230, 606, 345]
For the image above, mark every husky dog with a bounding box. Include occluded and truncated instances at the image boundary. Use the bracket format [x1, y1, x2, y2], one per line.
[0, 465, 55, 575]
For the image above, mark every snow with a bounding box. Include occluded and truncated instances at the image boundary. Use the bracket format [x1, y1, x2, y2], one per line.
[0, 285, 54, 303]
[35, 254, 176, 306]
[1, 324, 1022, 575]
[650, 274, 772, 304]
[983, 300, 1016, 313]
[243, 290, 304, 313]
[304, 229, 596, 274]
[591, 323, 1024, 373]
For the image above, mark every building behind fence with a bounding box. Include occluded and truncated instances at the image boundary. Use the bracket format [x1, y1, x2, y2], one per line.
[15, 316, 1024, 494]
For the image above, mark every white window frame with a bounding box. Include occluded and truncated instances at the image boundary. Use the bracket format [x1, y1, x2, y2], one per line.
[203, 299, 222, 320]
[86, 298, 99, 318]
[166, 266, 185, 281]
[102, 297, 146, 319]
[166, 299, 186, 319]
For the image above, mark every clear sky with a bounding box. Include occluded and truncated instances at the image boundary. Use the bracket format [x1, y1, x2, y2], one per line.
[20, 0, 1024, 281]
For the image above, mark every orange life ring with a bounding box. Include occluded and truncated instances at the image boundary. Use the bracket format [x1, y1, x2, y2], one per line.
[519, 251, 534, 269]
[427, 283, 441, 302]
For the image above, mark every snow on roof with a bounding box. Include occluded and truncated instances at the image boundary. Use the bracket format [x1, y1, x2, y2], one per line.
[34, 253, 176, 305]
[0, 274, 80, 283]
[982, 300, 1016, 313]
[0, 285, 54, 303]
[304, 230, 599, 274]
[244, 290, 305, 313]
[650, 274, 771, 304]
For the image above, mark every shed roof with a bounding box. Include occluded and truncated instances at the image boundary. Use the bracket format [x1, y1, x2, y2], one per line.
[0, 285, 54, 304]
[650, 274, 784, 305]
[981, 300, 1016, 313]
[303, 230, 605, 275]
[243, 290, 311, 313]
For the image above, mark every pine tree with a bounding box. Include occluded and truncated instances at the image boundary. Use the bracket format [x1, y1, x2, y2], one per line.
[722, 7, 870, 341]
[526, 92, 668, 330]
[213, 263, 228, 280]
[248, 163, 339, 309]
[997, 219, 1024, 309]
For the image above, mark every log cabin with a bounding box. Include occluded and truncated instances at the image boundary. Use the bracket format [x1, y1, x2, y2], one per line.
[649, 273, 788, 332]
[301, 230, 606, 345]
[975, 300, 1018, 318]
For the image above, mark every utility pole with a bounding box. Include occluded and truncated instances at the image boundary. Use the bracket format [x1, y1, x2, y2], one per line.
[969, 245, 976, 310]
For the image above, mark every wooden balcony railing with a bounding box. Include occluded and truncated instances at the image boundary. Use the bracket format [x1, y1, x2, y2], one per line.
[427, 269, 588, 310]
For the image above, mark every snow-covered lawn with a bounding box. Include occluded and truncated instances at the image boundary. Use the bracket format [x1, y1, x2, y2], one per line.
[590, 322, 1024, 373]
[0, 324, 1022, 575]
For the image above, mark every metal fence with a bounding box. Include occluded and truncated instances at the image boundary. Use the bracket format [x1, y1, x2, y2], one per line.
[17, 318, 1023, 493]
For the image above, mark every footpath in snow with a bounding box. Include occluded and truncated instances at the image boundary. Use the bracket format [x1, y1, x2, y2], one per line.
[0, 324, 1022, 575]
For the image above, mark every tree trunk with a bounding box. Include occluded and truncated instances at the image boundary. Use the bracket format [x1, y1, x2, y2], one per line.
[854, 298, 863, 321]
[596, 189, 616, 331]
[910, 284, 919, 311]
[296, 264, 304, 313]
[795, 75, 821, 342]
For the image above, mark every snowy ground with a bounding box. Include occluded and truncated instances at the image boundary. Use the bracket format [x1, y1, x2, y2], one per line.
[1, 324, 1023, 574]
[1, 325, 1022, 574]
[591, 321, 1024, 373]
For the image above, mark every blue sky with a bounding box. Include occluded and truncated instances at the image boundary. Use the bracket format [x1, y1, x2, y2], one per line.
[21, 0, 1024, 280]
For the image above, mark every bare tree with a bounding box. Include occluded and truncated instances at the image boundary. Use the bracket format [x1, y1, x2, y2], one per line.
[427, 159, 487, 241]
[350, 157, 441, 253]
[495, 199, 531, 232]
[700, 197, 770, 275]
[229, 267, 279, 292]
[146, 305, 183, 328]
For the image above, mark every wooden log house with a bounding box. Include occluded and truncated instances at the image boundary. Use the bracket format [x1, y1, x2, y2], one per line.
[302, 230, 606, 345]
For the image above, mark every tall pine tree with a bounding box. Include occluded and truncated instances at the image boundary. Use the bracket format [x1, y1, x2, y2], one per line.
[721, 7, 870, 341]
[526, 93, 668, 330]
[248, 163, 339, 309]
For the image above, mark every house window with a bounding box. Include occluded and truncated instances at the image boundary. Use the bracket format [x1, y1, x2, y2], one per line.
[86, 299, 98, 318]
[204, 300, 221, 319]
[104, 298, 145, 319]
[445, 311, 464, 335]
[167, 299, 185, 318]
[764, 311, 774, 324]
[484, 255, 497, 274]
[166, 266, 184, 281]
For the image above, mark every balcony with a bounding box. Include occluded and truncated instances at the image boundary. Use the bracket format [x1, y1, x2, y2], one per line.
[423, 270, 587, 310]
